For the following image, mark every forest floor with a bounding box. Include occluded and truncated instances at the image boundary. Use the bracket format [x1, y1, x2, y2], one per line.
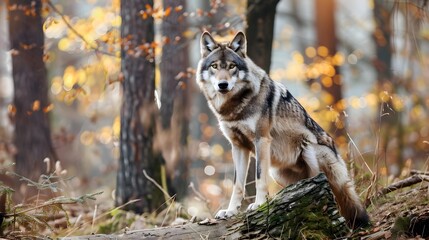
[65, 172, 429, 239]
[1, 172, 429, 239]
[359, 176, 429, 240]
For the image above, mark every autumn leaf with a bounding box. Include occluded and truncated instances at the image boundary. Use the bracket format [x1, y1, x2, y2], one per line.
[7, 104, 16, 116]
[43, 53, 51, 62]
[174, 5, 183, 12]
[150, 41, 158, 49]
[43, 17, 58, 31]
[8, 4, 17, 11]
[43, 104, 55, 113]
[10, 49, 19, 56]
[32, 100, 41, 111]
[139, 10, 148, 20]
[129, 49, 138, 57]
[196, 8, 204, 16]
[164, 7, 172, 17]
[153, 7, 161, 14]
[162, 36, 171, 44]
[178, 81, 187, 90]
[175, 72, 185, 80]
[20, 43, 36, 50]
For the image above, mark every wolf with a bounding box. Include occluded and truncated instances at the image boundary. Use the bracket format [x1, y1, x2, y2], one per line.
[196, 31, 370, 228]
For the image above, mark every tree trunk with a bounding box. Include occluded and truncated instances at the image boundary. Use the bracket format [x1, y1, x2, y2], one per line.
[245, 0, 280, 74]
[159, 0, 190, 200]
[115, 0, 165, 214]
[8, 0, 56, 182]
[373, 0, 404, 175]
[68, 174, 350, 239]
[373, 0, 393, 84]
[0, 0, 13, 157]
[245, 0, 280, 199]
[314, 0, 347, 143]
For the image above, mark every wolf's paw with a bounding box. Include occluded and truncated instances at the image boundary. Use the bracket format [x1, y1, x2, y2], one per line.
[215, 209, 238, 219]
[246, 202, 261, 211]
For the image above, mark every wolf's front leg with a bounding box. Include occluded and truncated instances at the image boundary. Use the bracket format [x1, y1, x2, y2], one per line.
[215, 145, 249, 219]
[248, 137, 271, 211]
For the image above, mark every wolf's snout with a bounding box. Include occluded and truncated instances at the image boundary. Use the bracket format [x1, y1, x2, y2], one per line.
[218, 82, 229, 90]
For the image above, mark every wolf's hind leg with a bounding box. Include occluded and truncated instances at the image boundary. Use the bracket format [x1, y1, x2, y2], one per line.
[301, 143, 320, 177]
[270, 144, 320, 187]
[215, 145, 249, 219]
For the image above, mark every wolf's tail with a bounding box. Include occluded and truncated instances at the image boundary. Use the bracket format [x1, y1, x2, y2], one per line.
[316, 146, 370, 229]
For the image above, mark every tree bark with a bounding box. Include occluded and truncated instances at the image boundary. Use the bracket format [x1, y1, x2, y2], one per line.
[373, 0, 404, 175]
[245, 0, 280, 74]
[0, 0, 13, 179]
[373, 0, 393, 84]
[159, 0, 190, 200]
[245, 0, 280, 199]
[115, 0, 165, 214]
[68, 174, 350, 239]
[315, 0, 346, 141]
[8, 0, 56, 182]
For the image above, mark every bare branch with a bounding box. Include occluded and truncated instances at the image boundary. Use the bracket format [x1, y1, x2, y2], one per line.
[410, 169, 429, 176]
[46, 0, 117, 58]
[367, 174, 429, 206]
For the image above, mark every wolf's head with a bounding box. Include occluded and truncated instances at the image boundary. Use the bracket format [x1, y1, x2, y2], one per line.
[196, 31, 249, 94]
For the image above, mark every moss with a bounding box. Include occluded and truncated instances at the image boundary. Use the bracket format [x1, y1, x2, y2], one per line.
[235, 174, 349, 239]
[391, 216, 411, 238]
[97, 210, 137, 234]
[299, 228, 330, 240]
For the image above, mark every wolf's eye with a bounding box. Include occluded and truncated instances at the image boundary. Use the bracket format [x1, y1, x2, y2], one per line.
[229, 64, 236, 69]
[211, 63, 218, 69]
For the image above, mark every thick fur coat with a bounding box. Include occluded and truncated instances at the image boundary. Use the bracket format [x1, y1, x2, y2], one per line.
[196, 31, 369, 228]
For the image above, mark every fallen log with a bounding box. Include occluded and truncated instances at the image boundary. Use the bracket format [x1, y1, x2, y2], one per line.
[64, 173, 350, 239]
[366, 174, 429, 207]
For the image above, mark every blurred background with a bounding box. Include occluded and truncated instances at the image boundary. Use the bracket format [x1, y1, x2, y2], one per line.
[0, 0, 429, 234]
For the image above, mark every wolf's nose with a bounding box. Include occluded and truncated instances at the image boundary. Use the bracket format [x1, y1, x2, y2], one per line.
[218, 82, 228, 90]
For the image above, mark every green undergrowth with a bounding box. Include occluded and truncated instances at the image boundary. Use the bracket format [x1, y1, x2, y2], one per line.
[97, 209, 137, 234]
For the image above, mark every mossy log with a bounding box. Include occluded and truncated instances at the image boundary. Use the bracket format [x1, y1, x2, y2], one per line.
[65, 173, 350, 240]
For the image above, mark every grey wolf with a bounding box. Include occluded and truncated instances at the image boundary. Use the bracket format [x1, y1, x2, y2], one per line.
[196, 31, 369, 228]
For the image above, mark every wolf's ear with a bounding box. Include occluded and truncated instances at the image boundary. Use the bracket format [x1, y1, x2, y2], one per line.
[200, 32, 218, 57]
[229, 31, 247, 56]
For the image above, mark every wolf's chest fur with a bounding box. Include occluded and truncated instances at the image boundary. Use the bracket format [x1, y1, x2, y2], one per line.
[209, 75, 327, 169]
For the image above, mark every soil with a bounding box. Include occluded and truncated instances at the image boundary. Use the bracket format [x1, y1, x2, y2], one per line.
[358, 183, 429, 239]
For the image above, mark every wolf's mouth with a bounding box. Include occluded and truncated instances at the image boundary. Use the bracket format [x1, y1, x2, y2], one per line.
[218, 89, 229, 94]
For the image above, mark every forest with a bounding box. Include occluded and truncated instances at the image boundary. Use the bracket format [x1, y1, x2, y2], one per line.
[0, 0, 429, 239]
